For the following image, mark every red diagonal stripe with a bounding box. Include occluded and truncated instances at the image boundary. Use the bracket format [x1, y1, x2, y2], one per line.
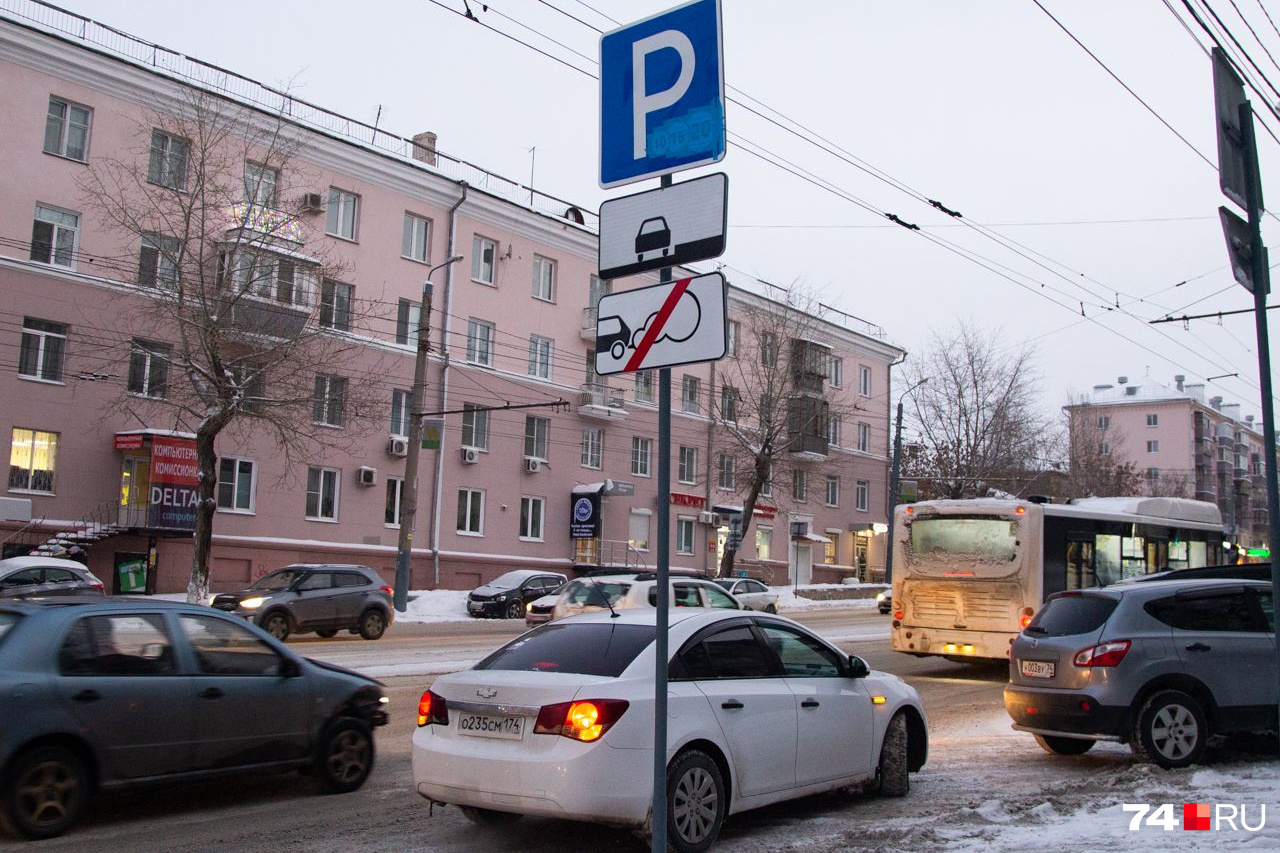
[625, 277, 692, 372]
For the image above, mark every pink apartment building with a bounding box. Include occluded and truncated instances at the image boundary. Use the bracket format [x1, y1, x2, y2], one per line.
[1065, 374, 1269, 552]
[0, 6, 904, 594]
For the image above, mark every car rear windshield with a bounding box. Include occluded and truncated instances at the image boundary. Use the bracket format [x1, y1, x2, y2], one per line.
[1026, 594, 1118, 637]
[0, 612, 19, 646]
[475, 623, 655, 677]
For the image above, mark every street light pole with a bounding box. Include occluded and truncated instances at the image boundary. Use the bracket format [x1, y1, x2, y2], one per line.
[394, 254, 463, 612]
[884, 377, 928, 588]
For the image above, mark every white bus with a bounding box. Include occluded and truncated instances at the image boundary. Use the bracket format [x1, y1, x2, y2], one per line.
[887, 496, 1226, 661]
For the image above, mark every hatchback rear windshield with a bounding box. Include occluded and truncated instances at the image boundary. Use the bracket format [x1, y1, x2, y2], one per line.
[475, 623, 655, 677]
[1026, 594, 1118, 637]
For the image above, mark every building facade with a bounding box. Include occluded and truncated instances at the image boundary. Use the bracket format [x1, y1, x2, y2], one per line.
[0, 6, 903, 594]
[1064, 374, 1269, 552]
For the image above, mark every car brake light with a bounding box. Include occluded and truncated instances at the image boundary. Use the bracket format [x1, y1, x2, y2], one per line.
[417, 689, 449, 727]
[534, 699, 629, 742]
[90, 581, 105, 593]
[1073, 640, 1131, 667]
[380, 585, 394, 596]
[893, 610, 904, 621]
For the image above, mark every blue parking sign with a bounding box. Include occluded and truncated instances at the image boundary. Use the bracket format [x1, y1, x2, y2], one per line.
[599, 0, 725, 189]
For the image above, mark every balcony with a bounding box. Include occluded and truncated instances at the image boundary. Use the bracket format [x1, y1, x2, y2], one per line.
[578, 383, 628, 420]
[787, 395, 829, 460]
[1195, 488, 1217, 502]
[580, 306, 598, 341]
[219, 294, 310, 340]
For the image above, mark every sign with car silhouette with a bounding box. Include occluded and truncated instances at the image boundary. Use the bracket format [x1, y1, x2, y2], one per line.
[594, 272, 727, 374]
[598, 172, 727, 279]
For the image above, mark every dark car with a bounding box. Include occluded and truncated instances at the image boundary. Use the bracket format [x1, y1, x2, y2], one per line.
[1118, 562, 1271, 584]
[0, 556, 105, 599]
[1005, 578, 1275, 768]
[209, 564, 393, 641]
[0, 597, 389, 839]
[467, 570, 567, 619]
[876, 588, 892, 615]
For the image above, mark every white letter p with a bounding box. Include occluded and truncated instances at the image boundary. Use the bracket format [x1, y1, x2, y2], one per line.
[632, 29, 695, 160]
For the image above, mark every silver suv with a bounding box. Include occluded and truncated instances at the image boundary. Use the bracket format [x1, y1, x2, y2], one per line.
[209, 564, 393, 641]
[1005, 578, 1275, 768]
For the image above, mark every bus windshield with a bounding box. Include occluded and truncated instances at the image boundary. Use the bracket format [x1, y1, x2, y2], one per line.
[907, 517, 1019, 574]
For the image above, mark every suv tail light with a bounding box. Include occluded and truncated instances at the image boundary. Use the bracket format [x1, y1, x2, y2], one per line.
[89, 580, 105, 594]
[417, 689, 449, 727]
[534, 699, 629, 742]
[1073, 640, 1131, 667]
[380, 585, 394, 596]
[1019, 606, 1035, 628]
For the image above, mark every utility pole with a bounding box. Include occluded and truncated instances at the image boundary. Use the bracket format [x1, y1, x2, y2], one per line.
[394, 255, 462, 612]
[884, 377, 928, 588]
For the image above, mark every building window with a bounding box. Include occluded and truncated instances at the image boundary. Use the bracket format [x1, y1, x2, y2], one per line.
[127, 339, 170, 398]
[629, 509, 650, 551]
[760, 331, 778, 368]
[676, 517, 695, 555]
[313, 374, 347, 427]
[31, 204, 78, 267]
[43, 97, 91, 161]
[681, 376, 700, 413]
[305, 467, 339, 521]
[230, 364, 263, 413]
[325, 188, 358, 240]
[402, 213, 430, 263]
[148, 130, 188, 189]
[384, 476, 403, 526]
[1098, 415, 1110, 430]
[726, 320, 739, 357]
[223, 250, 311, 307]
[520, 496, 545, 540]
[635, 371, 654, 404]
[857, 421, 871, 453]
[528, 335, 553, 379]
[1147, 440, 1159, 453]
[391, 389, 411, 438]
[462, 404, 489, 450]
[139, 233, 180, 288]
[1147, 414, 1159, 427]
[717, 453, 735, 490]
[524, 416, 549, 460]
[457, 488, 484, 535]
[632, 436, 652, 477]
[243, 162, 277, 207]
[396, 299, 420, 347]
[532, 255, 556, 302]
[855, 479, 869, 512]
[828, 356, 843, 388]
[18, 317, 67, 382]
[1100, 441, 1111, 456]
[1146, 467, 1160, 483]
[678, 446, 698, 484]
[793, 469, 807, 502]
[719, 385, 738, 422]
[756, 526, 772, 561]
[760, 473, 773, 498]
[319, 280, 353, 332]
[217, 457, 255, 512]
[8, 428, 58, 493]
[472, 235, 497, 284]
[828, 413, 842, 447]
[581, 427, 603, 469]
[858, 365, 872, 397]
[826, 475, 840, 507]
[466, 319, 494, 366]
[824, 530, 839, 565]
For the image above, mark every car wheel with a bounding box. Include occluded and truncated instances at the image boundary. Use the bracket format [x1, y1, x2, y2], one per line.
[314, 718, 374, 794]
[1033, 734, 1095, 756]
[262, 611, 291, 641]
[1131, 689, 1208, 769]
[666, 749, 726, 853]
[764, 603, 778, 614]
[877, 712, 910, 797]
[315, 628, 338, 639]
[504, 601, 524, 620]
[1, 746, 89, 840]
[459, 806, 523, 825]
[358, 608, 387, 640]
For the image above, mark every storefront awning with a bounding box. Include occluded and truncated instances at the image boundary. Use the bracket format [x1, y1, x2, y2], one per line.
[573, 482, 607, 495]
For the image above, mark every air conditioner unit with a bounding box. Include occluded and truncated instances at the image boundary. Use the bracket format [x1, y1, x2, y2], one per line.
[460, 447, 479, 464]
[386, 437, 409, 457]
[302, 192, 324, 212]
[697, 511, 722, 526]
[356, 466, 377, 486]
[524, 457, 546, 474]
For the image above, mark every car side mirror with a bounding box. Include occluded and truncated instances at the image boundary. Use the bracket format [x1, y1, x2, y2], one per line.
[279, 657, 302, 679]
[848, 655, 870, 679]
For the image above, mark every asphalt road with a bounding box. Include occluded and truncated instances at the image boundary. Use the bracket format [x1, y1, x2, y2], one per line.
[0, 608, 1009, 853]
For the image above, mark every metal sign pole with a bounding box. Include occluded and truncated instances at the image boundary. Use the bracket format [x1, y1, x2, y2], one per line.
[651, 175, 673, 853]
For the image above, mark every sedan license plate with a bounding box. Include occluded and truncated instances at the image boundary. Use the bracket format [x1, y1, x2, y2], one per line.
[457, 713, 525, 740]
[1020, 659, 1055, 679]
[467, 601, 483, 613]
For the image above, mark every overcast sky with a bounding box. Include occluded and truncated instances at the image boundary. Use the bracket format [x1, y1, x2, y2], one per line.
[24, 0, 1280, 424]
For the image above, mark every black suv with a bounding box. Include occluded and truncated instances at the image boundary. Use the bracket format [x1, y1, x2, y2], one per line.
[210, 564, 393, 641]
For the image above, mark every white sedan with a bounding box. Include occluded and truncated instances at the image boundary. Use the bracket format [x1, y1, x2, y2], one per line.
[411, 609, 927, 853]
[712, 577, 779, 613]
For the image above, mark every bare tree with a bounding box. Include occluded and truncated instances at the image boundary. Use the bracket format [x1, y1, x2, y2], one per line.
[710, 285, 861, 577]
[903, 321, 1051, 499]
[80, 89, 385, 602]
[1062, 404, 1144, 497]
